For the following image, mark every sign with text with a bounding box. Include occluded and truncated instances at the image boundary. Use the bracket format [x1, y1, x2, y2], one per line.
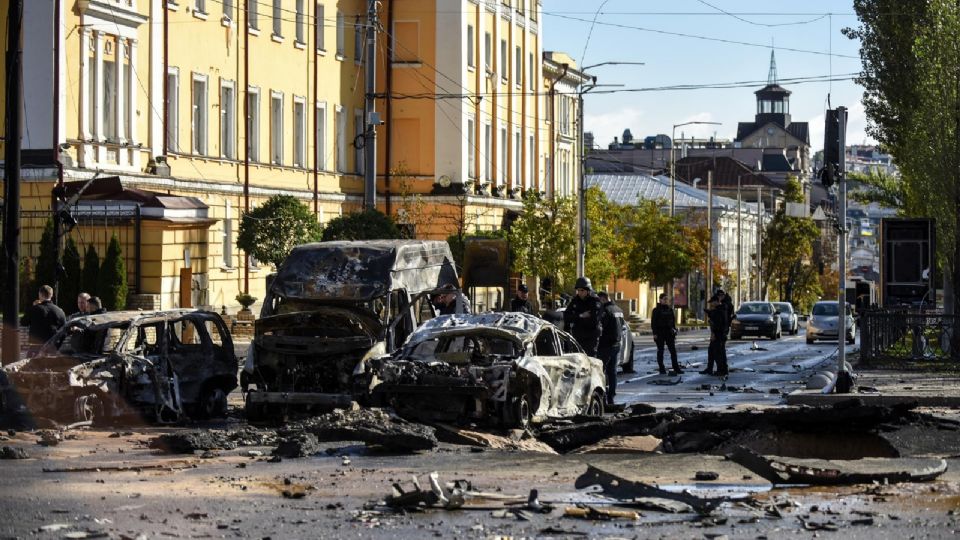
[673, 277, 689, 308]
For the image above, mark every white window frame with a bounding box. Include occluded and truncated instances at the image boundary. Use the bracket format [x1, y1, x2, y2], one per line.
[467, 116, 476, 179]
[528, 51, 534, 90]
[103, 58, 118, 142]
[195, 0, 207, 14]
[295, 0, 305, 44]
[500, 39, 507, 82]
[514, 129, 521, 186]
[166, 67, 179, 152]
[354, 17, 364, 64]
[191, 73, 208, 155]
[335, 105, 346, 172]
[220, 79, 236, 159]
[499, 124, 507, 186]
[293, 96, 306, 167]
[222, 0, 234, 20]
[354, 109, 365, 174]
[528, 132, 535, 190]
[466, 24, 475, 69]
[272, 0, 282, 37]
[270, 90, 284, 165]
[483, 121, 492, 182]
[222, 200, 233, 268]
[247, 86, 260, 162]
[484, 32, 492, 71]
[315, 3, 325, 51]
[515, 45, 522, 88]
[247, 0, 258, 30]
[336, 11, 345, 58]
[315, 102, 327, 170]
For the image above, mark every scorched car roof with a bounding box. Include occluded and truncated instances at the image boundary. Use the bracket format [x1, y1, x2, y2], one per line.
[409, 312, 552, 344]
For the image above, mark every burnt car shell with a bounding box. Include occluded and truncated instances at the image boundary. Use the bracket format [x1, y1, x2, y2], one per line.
[1, 310, 237, 424]
[244, 240, 459, 417]
[369, 312, 607, 428]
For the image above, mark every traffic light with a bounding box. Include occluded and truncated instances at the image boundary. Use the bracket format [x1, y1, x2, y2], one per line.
[821, 108, 847, 188]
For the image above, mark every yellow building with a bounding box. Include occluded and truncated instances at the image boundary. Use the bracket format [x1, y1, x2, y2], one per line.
[542, 51, 588, 199]
[1, 0, 560, 312]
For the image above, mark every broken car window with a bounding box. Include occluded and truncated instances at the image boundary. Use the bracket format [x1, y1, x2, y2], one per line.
[535, 329, 559, 356]
[559, 333, 581, 354]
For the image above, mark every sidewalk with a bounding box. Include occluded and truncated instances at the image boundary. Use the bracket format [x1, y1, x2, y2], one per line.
[786, 369, 960, 407]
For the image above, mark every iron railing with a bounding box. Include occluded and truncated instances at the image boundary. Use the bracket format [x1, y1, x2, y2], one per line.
[860, 308, 958, 365]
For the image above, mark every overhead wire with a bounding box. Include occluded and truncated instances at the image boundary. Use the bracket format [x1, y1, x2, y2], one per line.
[693, 0, 830, 27]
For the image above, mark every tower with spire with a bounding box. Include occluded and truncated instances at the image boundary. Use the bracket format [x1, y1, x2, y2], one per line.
[753, 50, 791, 128]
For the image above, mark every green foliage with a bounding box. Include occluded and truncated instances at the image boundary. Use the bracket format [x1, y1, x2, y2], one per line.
[508, 192, 577, 296]
[584, 186, 620, 287]
[81, 244, 100, 298]
[33, 218, 57, 294]
[761, 178, 822, 304]
[321, 208, 402, 242]
[848, 169, 906, 210]
[60, 237, 82, 311]
[237, 195, 323, 267]
[236, 293, 257, 308]
[97, 234, 127, 310]
[621, 200, 698, 286]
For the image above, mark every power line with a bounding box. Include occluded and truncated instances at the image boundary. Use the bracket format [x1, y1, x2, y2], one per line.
[693, 0, 830, 27]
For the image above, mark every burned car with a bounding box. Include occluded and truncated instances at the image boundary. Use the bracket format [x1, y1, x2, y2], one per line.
[367, 312, 607, 428]
[243, 240, 460, 419]
[1, 310, 237, 424]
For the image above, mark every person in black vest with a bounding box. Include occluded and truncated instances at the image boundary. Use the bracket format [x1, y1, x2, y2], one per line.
[20, 285, 66, 354]
[651, 293, 682, 375]
[703, 296, 730, 377]
[597, 291, 623, 404]
[563, 277, 603, 357]
[510, 283, 534, 314]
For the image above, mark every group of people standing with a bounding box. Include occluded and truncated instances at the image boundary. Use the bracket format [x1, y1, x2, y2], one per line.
[18, 287, 107, 354]
[650, 289, 734, 378]
[560, 277, 623, 405]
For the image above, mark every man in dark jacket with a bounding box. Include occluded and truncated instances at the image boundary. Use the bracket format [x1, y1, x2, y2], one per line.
[510, 283, 534, 314]
[703, 296, 730, 377]
[434, 284, 471, 315]
[20, 285, 66, 353]
[651, 293, 681, 375]
[597, 291, 623, 404]
[563, 277, 603, 357]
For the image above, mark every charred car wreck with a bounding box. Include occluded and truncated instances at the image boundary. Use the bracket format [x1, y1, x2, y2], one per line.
[368, 312, 607, 428]
[243, 240, 461, 419]
[1, 310, 237, 423]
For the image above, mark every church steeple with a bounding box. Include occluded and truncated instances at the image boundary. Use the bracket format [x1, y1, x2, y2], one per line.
[768, 50, 778, 85]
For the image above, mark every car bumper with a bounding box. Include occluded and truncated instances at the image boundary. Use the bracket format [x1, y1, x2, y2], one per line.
[807, 328, 854, 341]
[731, 322, 778, 335]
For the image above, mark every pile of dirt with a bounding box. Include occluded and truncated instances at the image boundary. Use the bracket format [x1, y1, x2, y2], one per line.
[285, 407, 437, 452]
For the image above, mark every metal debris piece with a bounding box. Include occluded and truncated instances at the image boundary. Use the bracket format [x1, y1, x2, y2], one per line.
[574, 465, 728, 515]
[695, 471, 720, 481]
[648, 377, 682, 385]
[728, 447, 949, 485]
[563, 505, 640, 520]
[384, 472, 465, 510]
[0, 445, 28, 459]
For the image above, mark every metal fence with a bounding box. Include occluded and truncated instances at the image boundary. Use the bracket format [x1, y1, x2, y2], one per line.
[19, 205, 142, 294]
[860, 309, 958, 365]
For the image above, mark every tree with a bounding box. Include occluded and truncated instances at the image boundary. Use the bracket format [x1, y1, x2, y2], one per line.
[97, 234, 127, 310]
[621, 200, 698, 286]
[321, 208, 402, 241]
[237, 195, 323, 267]
[848, 169, 906, 210]
[584, 186, 620, 288]
[60, 237, 82, 312]
[760, 178, 822, 304]
[33, 218, 57, 295]
[509, 192, 577, 298]
[81, 244, 100, 298]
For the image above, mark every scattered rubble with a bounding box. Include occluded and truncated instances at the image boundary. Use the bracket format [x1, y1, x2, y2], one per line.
[574, 465, 729, 515]
[283, 408, 437, 451]
[0, 445, 28, 459]
[272, 432, 321, 458]
[572, 435, 662, 454]
[727, 447, 948, 485]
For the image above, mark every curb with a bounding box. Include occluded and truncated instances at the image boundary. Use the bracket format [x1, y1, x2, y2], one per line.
[785, 389, 960, 408]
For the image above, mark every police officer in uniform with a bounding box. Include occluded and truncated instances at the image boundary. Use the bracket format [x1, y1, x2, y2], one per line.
[563, 277, 603, 357]
[510, 283, 534, 314]
[597, 291, 624, 404]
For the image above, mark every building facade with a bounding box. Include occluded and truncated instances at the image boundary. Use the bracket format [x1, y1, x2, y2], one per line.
[542, 51, 588, 199]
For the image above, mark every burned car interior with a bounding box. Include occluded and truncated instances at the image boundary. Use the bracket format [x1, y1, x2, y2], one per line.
[369, 313, 607, 428]
[2, 310, 237, 424]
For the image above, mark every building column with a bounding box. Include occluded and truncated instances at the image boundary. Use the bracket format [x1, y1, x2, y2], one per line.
[79, 28, 93, 166]
[149, 0, 163, 158]
[129, 38, 141, 170]
[94, 30, 106, 164]
[116, 38, 127, 167]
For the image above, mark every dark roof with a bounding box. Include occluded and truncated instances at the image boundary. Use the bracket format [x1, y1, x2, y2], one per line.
[755, 84, 791, 96]
[673, 156, 779, 188]
[735, 121, 809, 144]
[64, 176, 207, 209]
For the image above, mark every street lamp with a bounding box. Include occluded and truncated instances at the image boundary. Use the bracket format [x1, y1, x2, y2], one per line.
[670, 121, 721, 216]
[575, 61, 642, 277]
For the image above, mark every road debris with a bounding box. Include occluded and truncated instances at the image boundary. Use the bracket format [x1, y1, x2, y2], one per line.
[284, 407, 437, 451]
[728, 447, 948, 485]
[272, 432, 321, 458]
[575, 465, 729, 515]
[573, 435, 662, 454]
[384, 472, 466, 510]
[564, 505, 640, 520]
[0, 445, 28, 459]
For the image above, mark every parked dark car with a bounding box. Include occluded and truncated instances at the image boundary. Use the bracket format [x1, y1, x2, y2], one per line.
[729, 302, 782, 340]
[2, 310, 237, 424]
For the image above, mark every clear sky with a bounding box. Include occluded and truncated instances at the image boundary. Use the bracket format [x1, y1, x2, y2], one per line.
[541, 0, 871, 152]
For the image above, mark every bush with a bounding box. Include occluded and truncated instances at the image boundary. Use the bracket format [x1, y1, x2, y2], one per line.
[237, 195, 323, 267]
[97, 234, 127, 310]
[321, 208, 402, 241]
[34, 218, 57, 294]
[81, 244, 100, 298]
[60, 237, 82, 312]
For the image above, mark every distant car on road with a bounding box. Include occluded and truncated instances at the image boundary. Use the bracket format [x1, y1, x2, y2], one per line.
[773, 302, 799, 335]
[730, 302, 782, 340]
[807, 301, 857, 345]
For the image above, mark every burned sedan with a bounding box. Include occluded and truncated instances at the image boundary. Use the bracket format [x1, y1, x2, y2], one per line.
[368, 312, 607, 428]
[1, 310, 237, 423]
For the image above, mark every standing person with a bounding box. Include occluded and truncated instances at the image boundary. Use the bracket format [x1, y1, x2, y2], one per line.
[434, 284, 471, 315]
[716, 290, 732, 373]
[510, 283, 534, 314]
[68, 292, 91, 319]
[651, 293, 682, 375]
[704, 296, 730, 377]
[563, 277, 603, 357]
[597, 291, 623, 404]
[20, 285, 67, 353]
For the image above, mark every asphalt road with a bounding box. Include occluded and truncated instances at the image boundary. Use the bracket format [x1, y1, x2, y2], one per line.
[614, 327, 857, 410]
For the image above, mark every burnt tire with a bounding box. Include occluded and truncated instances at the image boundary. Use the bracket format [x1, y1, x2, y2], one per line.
[197, 386, 228, 419]
[586, 390, 604, 418]
[510, 393, 532, 430]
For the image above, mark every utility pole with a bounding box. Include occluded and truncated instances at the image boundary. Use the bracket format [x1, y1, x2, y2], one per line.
[756, 186, 763, 300]
[736, 175, 742, 306]
[363, 0, 378, 210]
[2, 0, 24, 366]
[835, 106, 850, 391]
[706, 170, 713, 298]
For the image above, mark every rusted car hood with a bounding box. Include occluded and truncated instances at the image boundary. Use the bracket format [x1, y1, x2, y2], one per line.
[255, 306, 383, 339]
